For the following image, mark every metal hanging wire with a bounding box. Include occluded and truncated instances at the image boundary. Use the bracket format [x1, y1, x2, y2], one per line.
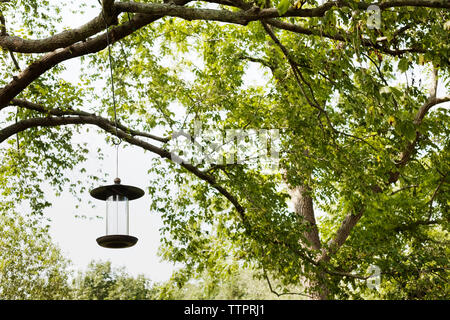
[100, 5, 121, 179]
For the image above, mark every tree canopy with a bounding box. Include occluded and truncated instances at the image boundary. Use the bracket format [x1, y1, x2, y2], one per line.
[0, 0, 449, 299]
[0, 204, 71, 299]
[72, 260, 157, 299]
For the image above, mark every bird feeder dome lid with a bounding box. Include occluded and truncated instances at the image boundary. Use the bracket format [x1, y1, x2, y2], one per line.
[90, 180, 144, 201]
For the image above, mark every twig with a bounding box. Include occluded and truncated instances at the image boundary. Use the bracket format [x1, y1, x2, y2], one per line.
[261, 22, 380, 152]
[389, 185, 419, 195]
[427, 172, 448, 220]
[263, 268, 314, 299]
[9, 50, 20, 70]
[0, 10, 20, 70]
[362, 52, 388, 86]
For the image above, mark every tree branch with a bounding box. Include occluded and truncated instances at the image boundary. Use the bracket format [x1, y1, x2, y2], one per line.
[0, 8, 20, 70]
[116, 0, 450, 21]
[289, 184, 322, 251]
[0, 11, 117, 53]
[266, 19, 426, 56]
[0, 0, 120, 54]
[115, 1, 338, 21]
[0, 7, 185, 107]
[1, 0, 447, 54]
[393, 219, 442, 232]
[0, 112, 247, 222]
[8, 99, 170, 143]
[396, 68, 449, 168]
[263, 268, 314, 299]
[319, 208, 364, 263]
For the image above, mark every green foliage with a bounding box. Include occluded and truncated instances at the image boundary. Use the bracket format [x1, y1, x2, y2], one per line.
[71, 261, 157, 300]
[1, 0, 449, 299]
[143, 7, 449, 299]
[277, 0, 290, 16]
[156, 266, 303, 300]
[0, 205, 71, 299]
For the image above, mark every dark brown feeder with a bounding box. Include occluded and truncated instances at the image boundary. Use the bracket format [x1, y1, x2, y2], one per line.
[90, 178, 144, 249]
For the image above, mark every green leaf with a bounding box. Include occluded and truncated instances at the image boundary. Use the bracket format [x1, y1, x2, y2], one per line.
[398, 58, 409, 73]
[277, 0, 290, 15]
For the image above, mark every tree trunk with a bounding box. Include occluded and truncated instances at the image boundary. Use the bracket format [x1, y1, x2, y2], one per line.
[289, 184, 329, 300]
[289, 185, 321, 251]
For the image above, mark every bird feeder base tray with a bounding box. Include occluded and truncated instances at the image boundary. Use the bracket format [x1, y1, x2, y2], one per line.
[96, 235, 138, 248]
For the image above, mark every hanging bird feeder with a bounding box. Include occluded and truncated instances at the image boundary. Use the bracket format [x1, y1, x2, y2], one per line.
[87, 12, 144, 249]
[91, 177, 144, 248]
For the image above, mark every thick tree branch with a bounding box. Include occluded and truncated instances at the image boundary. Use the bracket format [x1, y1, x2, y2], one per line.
[319, 208, 364, 263]
[393, 219, 442, 232]
[0, 10, 118, 53]
[1, 0, 447, 54]
[115, 1, 337, 21]
[116, 1, 450, 21]
[289, 185, 322, 251]
[0, 112, 247, 221]
[0, 9, 178, 107]
[266, 19, 426, 56]
[0, 0, 118, 54]
[8, 99, 170, 143]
